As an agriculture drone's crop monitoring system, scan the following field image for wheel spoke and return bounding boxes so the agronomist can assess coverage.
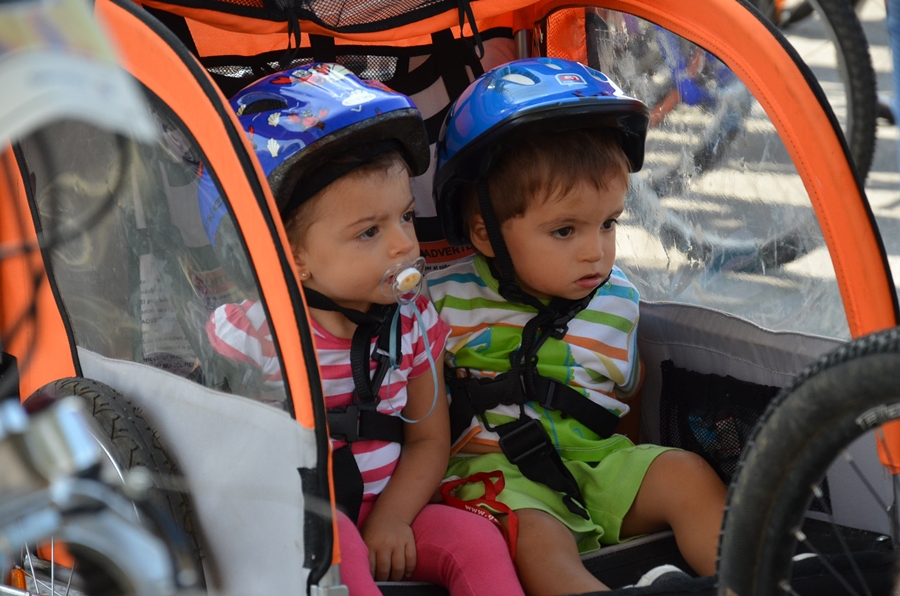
[62,561,74,596]
[842,450,890,512]
[49,539,53,596]
[888,499,897,547]
[793,529,862,596]
[23,544,39,596]
[874,428,900,546]
[811,485,873,596]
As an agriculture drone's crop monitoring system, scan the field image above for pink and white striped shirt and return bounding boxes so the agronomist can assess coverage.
[206,295,449,500]
[207,299,284,388]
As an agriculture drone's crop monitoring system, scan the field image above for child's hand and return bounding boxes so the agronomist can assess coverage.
[361,510,417,581]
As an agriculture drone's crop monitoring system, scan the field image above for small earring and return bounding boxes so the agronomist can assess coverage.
[300,272,309,280]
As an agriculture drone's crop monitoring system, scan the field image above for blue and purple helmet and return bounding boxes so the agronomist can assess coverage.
[230,63,430,217]
[434,57,649,246]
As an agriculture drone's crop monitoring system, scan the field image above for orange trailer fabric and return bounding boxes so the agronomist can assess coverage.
[137,0,521,42]
[159,18,512,58]
[147,12,515,57]
[0,149,77,399]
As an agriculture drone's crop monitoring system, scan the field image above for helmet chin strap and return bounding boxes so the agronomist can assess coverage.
[475,178,605,399]
[476,179,537,309]
[302,287,398,408]
[475,178,608,310]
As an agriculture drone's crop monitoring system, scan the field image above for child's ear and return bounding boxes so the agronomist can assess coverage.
[292,248,310,282]
[468,215,495,258]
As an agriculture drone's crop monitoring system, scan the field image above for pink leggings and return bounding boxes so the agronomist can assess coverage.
[336,501,524,596]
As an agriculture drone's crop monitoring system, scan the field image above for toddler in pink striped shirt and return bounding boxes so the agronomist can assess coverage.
[207,64,523,596]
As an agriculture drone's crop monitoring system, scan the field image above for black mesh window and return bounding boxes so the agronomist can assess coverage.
[658,360,779,484]
[205,48,410,98]
[146,0,457,33]
[293,0,448,30]
[220,0,264,7]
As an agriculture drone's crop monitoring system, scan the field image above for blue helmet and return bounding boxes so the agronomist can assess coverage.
[434,57,649,246]
[230,63,430,217]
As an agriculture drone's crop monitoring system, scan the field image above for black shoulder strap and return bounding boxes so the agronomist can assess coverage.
[332,445,364,522]
[455,0,485,61]
[143,7,200,57]
[303,287,398,407]
[309,34,336,63]
[443,276,611,519]
[431,29,473,101]
[348,319,386,407]
[496,418,589,519]
[307,288,407,523]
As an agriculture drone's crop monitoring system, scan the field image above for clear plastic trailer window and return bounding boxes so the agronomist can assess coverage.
[18,86,289,408]
[542,8,849,339]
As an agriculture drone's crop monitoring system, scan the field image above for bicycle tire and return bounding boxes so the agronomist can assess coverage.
[25,377,206,585]
[785,1,815,23]
[784,0,865,27]
[750,0,877,180]
[718,327,900,596]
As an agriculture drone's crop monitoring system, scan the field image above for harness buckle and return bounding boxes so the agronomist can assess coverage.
[327,405,361,442]
[535,377,559,411]
[449,371,523,413]
[498,418,554,466]
[545,314,571,341]
[548,325,568,340]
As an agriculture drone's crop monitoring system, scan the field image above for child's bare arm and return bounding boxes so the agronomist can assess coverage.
[360,353,450,581]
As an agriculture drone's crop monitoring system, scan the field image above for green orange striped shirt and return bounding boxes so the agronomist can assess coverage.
[427,255,642,454]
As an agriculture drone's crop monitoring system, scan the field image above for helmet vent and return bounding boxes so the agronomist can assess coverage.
[242,99,289,115]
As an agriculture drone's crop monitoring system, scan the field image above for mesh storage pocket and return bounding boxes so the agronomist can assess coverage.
[204,54,399,98]
[658,360,780,484]
[143,0,458,33]
[295,0,450,30]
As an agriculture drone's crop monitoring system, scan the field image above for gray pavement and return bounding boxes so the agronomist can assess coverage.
[616,9,900,339]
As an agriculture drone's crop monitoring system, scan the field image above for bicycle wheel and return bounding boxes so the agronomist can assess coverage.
[21,377,205,589]
[751,0,877,181]
[718,328,900,596]
[781,0,866,28]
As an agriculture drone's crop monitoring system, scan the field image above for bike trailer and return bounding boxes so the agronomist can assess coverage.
[0,0,897,593]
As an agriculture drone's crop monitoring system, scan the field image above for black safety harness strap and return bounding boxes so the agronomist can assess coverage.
[449,300,600,519]
[328,405,405,443]
[446,189,619,518]
[495,418,587,519]
[303,287,401,410]
[447,366,613,520]
[304,287,405,521]
[447,371,621,442]
[331,445,364,522]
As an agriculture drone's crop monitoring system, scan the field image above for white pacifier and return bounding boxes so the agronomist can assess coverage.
[380,256,426,304]
[379,255,438,425]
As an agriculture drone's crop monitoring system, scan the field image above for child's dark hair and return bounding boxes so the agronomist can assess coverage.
[284,149,409,250]
[461,128,631,234]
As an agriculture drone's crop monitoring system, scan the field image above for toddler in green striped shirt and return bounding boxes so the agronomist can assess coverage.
[427,58,727,595]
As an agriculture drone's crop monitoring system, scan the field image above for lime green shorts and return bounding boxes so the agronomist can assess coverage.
[445,436,673,554]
